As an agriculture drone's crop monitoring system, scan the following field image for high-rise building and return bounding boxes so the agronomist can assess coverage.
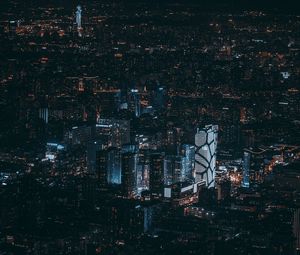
[39,107,48,124]
[293,208,300,254]
[45,142,65,162]
[96,119,130,148]
[71,126,92,145]
[121,152,138,197]
[107,147,121,184]
[153,86,166,110]
[87,140,103,174]
[96,150,109,188]
[149,153,164,195]
[94,90,121,117]
[96,147,122,186]
[195,125,218,188]
[166,128,177,154]
[163,155,185,185]
[242,151,250,188]
[136,149,150,194]
[75,5,82,29]
[128,89,141,117]
[180,144,195,181]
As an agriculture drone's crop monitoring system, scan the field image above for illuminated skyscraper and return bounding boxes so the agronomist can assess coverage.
[195,125,218,188]
[38,98,49,124]
[128,89,141,117]
[87,140,103,174]
[153,86,166,110]
[136,149,150,194]
[122,152,138,197]
[163,155,185,185]
[180,144,195,181]
[107,147,121,184]
[97,150,108,188]
[166,128,177,154]
[149,153,164,194]
[39,107,48,124]
[242,151,250,188]
[96,147,121,186]
[96,119,130,148]
[293,208,300,254]
[75,5,82,29]
[71,126,92,145]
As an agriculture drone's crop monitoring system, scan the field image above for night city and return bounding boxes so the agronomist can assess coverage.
[0,0,300,254]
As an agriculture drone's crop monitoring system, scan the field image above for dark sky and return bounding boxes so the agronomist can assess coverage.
[148,0,300,12]
[1,0,299,14]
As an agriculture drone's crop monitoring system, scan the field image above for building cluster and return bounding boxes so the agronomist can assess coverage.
[0,1,300,255]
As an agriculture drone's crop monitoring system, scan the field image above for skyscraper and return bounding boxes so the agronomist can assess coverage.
[163,155,185,185]
[136,149,150,194]
[153,86,166,111]
[39,107,48,124]
[149,153,164,195]
[96,149,108,188]
[87,140,103,174]
[96,147,122,186]
[128,89,141,117]
[166,128,177,154]
[242,151,250,188]
[293,208,300,254]
[107,147,122,184]
[195,125,218,188]
[71,126,92,145]
[180,144,195,181]
[96,119,130,148]
[121,152,138,197]
[75,5,82,29]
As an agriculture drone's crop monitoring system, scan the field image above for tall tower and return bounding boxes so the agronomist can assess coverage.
[107,147,122,184]
[76,5,82,29]
[195,125,218,188]
[96,149,108,188]
[242,151,250,188]
[163,155,185,185]
[121,152,138,197]
[293,208,300,254]
[180,144,195,181]
[128,89,141,117]
[149,153,164,195]
[87,140,103,174]
[39,107,48,124]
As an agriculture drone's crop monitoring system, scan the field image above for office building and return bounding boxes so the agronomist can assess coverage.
[39,107,48,124]
[87,140,103,174]
[195,125,218,188]
[136,149,150,194]
[96,119,130,148]
[293,208,300,254]
[75,5,82,29]
[107,147,122,184]
[180,144,195,181]
[163,155,185,185]
[153,86,166,110]
[121,152,138,197]
[96,149,109,188]
[149,152,164,195]
[128,89,141,117]
[242,151,250,188]
[71,126,92,145]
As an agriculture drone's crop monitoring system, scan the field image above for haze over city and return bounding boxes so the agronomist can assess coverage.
[0,0,300,254]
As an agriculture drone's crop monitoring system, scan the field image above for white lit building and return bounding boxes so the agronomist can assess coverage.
[195,125,218,188]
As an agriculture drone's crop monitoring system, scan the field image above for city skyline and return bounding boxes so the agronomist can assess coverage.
[0,1,299,254]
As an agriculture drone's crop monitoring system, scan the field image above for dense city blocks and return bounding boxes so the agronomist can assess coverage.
[0,1,300,255]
